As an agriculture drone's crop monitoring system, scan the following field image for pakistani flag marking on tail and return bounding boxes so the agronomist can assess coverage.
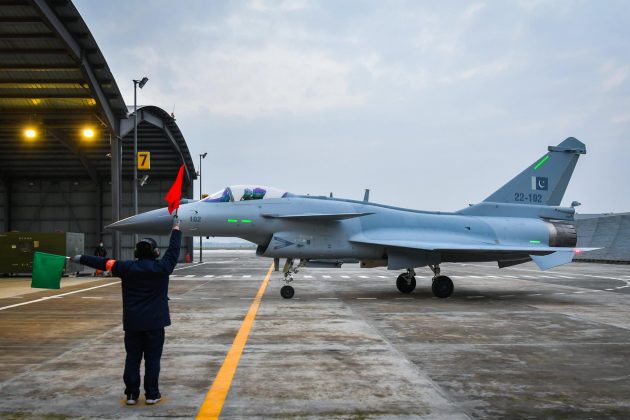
[31,252,66,289]
[531,176,548,191]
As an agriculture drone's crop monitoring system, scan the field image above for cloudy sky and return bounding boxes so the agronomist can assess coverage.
[75,0,629,213]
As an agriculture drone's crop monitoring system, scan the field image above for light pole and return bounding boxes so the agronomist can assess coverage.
[199,152,207,262]
[133,76,148,244]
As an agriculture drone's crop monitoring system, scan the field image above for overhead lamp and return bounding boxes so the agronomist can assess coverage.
[137,77,149,89]
[82,127,95,139]
[24,127,38,140]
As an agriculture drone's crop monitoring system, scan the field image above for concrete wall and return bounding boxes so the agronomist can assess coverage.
[0,178,193,262]
[575,213,630,263]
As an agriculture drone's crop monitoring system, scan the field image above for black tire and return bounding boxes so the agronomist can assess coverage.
[280,285,295,299]
[432,275,454,298]
[396,274,416,293]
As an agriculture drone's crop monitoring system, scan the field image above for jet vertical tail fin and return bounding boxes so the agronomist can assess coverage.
[483,137,586,206]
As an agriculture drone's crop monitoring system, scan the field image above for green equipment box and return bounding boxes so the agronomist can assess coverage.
[0,232,84,275]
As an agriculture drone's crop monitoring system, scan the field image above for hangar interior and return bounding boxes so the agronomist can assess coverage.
[0,0,196,261]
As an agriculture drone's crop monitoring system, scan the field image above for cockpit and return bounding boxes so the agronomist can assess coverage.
[202,185,290,203]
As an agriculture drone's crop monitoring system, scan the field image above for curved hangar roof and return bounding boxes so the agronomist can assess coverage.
[0,0,196,182]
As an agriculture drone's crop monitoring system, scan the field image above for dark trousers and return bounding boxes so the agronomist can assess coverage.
[123,328,165,399]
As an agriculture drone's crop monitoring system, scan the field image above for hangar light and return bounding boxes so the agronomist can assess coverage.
[24,127,38,140]
[82,127,95,139]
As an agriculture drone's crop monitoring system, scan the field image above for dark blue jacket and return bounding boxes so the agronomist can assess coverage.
[80,229,182,331]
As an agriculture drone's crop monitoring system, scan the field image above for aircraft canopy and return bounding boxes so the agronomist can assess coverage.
[203,185,289,203]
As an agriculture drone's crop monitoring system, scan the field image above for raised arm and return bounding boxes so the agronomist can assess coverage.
[158,218,182,274]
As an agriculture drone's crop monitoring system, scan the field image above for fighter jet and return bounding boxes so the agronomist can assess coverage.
[108,137,595,299]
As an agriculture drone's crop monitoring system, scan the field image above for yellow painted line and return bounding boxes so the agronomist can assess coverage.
[196,264,274,419]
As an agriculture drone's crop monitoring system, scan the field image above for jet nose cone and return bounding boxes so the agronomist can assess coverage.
[105,207,173,234]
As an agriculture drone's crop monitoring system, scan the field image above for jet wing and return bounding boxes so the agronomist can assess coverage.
[261,212,373,221]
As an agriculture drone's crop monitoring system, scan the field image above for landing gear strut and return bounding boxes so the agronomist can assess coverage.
[280,258,305,299]
[429,264,454,298]
[396,268,416,293]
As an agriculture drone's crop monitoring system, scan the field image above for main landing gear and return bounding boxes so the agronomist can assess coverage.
[396,269,416,293]
[429,264,454,298]
[280,258,305,299]
[395,264,454,298]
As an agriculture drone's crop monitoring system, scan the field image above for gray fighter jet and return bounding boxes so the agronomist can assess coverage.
[108,137,595,299]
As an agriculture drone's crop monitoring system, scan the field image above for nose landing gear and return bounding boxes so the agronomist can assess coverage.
[280,258,305,299]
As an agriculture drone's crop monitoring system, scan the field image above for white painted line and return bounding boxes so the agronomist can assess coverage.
[605,288,614,291]
[303,275,313,278]
[170,297,182,300]
[527,293,542,296]
[322,275,331,278]
[378,275,388,278]
[553,292,566,295]
[201,297,221,300]
[242,275,251,278]
[467,275,481,278]
[318,297,338,300]
[0,281,120,312]
[184,275,196,278]
[222,275,233,278]
[204,275,215,278]
[341,276,350,278]
[573,291,585,294]
[553,275,574,279]
[358,275,369,279]
[522,275,535,279]
[173,261,208,271]
[357,297,376,300]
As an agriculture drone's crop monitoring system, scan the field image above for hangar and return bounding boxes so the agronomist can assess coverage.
[0,0,196,260]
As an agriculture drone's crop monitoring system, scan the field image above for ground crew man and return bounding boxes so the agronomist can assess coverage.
[73,217,181,405]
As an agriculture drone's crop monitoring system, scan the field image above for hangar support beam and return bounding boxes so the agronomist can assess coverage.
[110,133,122,259]
[32,0,119,134]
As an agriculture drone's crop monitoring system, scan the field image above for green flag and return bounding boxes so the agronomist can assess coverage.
[31,252,66,289]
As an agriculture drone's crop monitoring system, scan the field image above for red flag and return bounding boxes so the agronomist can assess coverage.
[165,164,185,214]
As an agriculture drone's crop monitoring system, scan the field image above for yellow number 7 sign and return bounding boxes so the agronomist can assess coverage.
[138,151,150,170]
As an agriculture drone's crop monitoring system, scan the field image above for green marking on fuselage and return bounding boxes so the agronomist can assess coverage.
[534,155,549,170]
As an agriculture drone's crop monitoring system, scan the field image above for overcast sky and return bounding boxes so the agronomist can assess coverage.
[75,0,629,214]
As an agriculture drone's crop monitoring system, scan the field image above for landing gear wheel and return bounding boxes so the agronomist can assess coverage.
[396,274,416,293]
[280,285,295,299]
[432,275,454,298]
